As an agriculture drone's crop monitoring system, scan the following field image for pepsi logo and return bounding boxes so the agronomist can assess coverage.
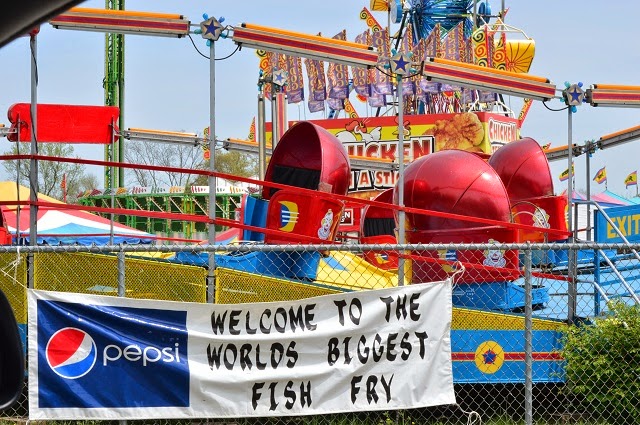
[46,327,97,379]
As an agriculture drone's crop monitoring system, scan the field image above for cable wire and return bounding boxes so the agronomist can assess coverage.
[187,34,241,61]
[542,100,569,112]
[187,34,210,59]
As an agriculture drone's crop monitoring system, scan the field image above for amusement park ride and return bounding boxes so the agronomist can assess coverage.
[2,0,640,390]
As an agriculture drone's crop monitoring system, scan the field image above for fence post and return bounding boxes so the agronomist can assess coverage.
[524,246,533,425]
[117,248,125,298]
[117,247,127,425]
[567,245,578,323]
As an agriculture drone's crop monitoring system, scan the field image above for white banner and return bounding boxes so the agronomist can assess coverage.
[29,282,454,420]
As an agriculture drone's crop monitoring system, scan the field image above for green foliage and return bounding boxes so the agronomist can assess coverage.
[2,143,90,201]
[192,150,258,186]
[560,301,640,422]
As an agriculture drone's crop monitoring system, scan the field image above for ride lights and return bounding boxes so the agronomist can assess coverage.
[50,8,191,38]
[232,23,379,68]
[0,124,13,138]
[422,57,556,101]
[124,128,205,146]
[598,125,640,150]
[224,137,272,156]
[585,84,640,107]
[544,144,584,162]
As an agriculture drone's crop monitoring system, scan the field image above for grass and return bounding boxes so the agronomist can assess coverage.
[0,416,624,425]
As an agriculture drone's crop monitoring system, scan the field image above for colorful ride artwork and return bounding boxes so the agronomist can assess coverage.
[265,111,520,200]
[212,120,569,385]
[0,1,572,388]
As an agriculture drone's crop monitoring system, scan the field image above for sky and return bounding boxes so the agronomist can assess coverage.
[0,0,639,196]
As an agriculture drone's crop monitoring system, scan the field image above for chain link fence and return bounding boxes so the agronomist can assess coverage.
[1,241,639,424]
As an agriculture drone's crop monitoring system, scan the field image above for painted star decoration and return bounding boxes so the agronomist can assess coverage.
[390,53,412,75]
[482,349,497,365]
[200,17,222,41]
[565,84,584,106]
[272,69,289,87]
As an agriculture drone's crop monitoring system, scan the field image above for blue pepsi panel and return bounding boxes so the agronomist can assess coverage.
[594,204,640,243]
[37,301,189,408]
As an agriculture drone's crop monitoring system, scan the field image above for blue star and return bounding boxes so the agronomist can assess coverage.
[393,55,409,72]
[482,349,497,365]
[204,20,220,36]
[569,87,582,103]
[274,73,285,85]
[200,17,223,40]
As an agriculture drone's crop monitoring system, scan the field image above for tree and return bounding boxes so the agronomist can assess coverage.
[69,173,100,203]
[561,301,640,422]
[124,138,258,188]
[194,150,259,186]
[124,139,205,188]
[2,143,91,202]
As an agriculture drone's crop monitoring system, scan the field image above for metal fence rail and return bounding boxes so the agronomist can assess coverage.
[1,241,639,424]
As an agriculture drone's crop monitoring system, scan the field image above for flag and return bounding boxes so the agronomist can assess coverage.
[247,117,256,142]
[343,98,359,118]
[625,171,638,187]
[593,167,607,184]
[326,97,345,111]
[472,25,492,67]
[352,30,371,98]
[400,23,416,96]
[61,173,67,203]
[304,55,326,113]
[493,30,507,71]
[282,55,304,104]
[370,28,393,95]
[559,163,574,181]
[327,30,350,100]
[442,21,466,62]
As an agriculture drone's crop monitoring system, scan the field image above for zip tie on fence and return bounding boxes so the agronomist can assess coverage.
[450,261,466,285]
[13,245,20,287]
[0,245,26,289]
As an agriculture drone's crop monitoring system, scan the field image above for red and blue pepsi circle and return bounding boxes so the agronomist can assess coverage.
[45,327,97,379]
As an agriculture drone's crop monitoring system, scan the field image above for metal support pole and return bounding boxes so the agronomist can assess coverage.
[271,94,279,149]
[110,119,116,245]
[585,146,591,241]
[117,40,125,187]
[567,109,577,323]
[524,248,533,425]
[396,76,405,286]
[567,109,573,236]
[257,93,266,179]
[473,0,478,28]
[207,41,217,303]
[28,32,38,289]
[117,249,125,297]
[15,122,22,244]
